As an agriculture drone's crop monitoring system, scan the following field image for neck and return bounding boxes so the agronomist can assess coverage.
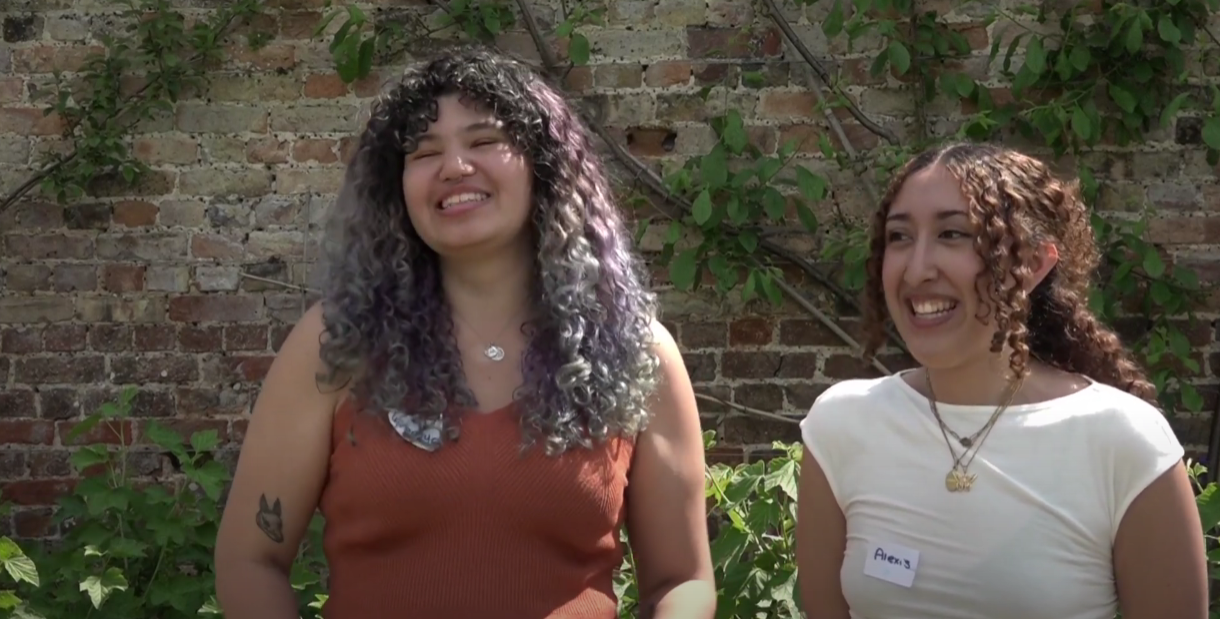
[439,241,535,326]
[922,352,1025,406]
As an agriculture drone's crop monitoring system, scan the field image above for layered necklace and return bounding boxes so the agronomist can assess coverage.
[923,371,1025,493]
[452,309,526,362]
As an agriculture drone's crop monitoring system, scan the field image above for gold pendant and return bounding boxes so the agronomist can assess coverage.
[945,467,976,492]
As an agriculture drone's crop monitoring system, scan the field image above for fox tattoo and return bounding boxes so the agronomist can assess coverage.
[256,494,284,543]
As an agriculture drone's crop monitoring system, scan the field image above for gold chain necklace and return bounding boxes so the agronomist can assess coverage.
[924,371,1024,493]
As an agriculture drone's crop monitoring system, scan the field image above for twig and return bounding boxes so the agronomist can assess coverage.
[759,0,898,150]
[771,276,891,375]
[695,393,800,425]
[239,272,314,293]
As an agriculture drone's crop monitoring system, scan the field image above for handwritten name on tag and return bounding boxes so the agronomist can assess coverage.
[863,541,919,588]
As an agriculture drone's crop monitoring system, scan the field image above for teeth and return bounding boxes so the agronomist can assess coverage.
[440,192,489,209]
[911,300,956,316]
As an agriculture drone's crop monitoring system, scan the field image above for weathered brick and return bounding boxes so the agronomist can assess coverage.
[87,170,177,198]
[0,390,36,418]
[0,137,32,164]
[729,317,774,346]
[0,108,65,136]
[13,508,56,538]
[682,352,718,383]
[51,265,97,292]
[721,351,781,378]
[253,195,302,226]
[269,104,361,132]
[63,203,112,229]
[145,266,191,292]
[0,297,75,323]
[15,356,105,384]
[224,324,268,351]
[76,297,166,323]
[195,265,241,292]
[247,138,291,164]
[87,324,131,352]
[175,104,268,133]
[57,419,134,446]
[3,265,53,292]
[206,74,301,102]
[113,200,159,227]
[292,139,339,163]
[4,233,94,259]
[0,452,27,478]
[27,451,71,477]
[102,265,145,292]
[688,26,781,59]
[303,74,348,98]
[190,233,246,260]
[0,479,75,505]
[111,355,198,384]
[679,321,727,349]
[44,15,89,41]
[133,324,176,351]
[226,43,296,70]
[733,383,786,415]
[96,233,188,261]
[42,324,85,352]
[280,11,324,39]
[1,328,41,354]
[180,168,274,197]
[3,15,42,42]
[0,78,24,103]
[274,168,345,194]
[201,354,276,383]
[134,137,199,165]
[168,295,262,323]
[12,44,103,73]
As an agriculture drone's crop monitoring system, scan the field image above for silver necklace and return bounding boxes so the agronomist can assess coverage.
[452,309,524,362]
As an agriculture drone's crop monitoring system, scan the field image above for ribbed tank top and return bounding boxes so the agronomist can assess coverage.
[317,397,635,619]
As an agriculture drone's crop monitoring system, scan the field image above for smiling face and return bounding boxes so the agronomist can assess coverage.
[402,93,534,259]
[881,163,997,369]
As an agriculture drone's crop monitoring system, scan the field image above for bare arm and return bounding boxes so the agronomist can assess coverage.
[1113,461,1208,619]
[625,321,716,619]
[795,446,850,619]
[214,302,342,619]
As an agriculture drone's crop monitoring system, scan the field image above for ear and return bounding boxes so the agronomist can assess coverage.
[1026,241,1059,291]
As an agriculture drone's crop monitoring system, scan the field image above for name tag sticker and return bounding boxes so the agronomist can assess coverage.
[863,540,919,588]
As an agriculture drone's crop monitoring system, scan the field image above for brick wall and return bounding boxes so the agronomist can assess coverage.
[2,0,1219,537]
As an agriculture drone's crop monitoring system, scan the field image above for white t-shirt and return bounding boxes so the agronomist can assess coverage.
[799,371,1185,619]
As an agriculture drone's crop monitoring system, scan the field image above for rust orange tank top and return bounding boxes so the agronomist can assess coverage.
[317,397,635,619]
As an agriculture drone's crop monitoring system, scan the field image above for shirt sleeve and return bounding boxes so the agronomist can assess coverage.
[1107,396,1186,540]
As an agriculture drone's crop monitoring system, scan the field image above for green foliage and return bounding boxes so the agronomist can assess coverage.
[9,0,266,209]
[4,391,326,619]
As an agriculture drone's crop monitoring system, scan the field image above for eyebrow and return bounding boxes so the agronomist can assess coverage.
[416,121,503,143]
[886,209,969,222]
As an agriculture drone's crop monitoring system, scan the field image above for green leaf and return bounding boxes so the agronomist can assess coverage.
[692,189,713,225]
[1158,14,1181,43]
[69,445,111,472]
[142,420,184,451]
[763,188,786,220]
[823,0,845,37]
[568,33,590,66]
[888,41,910,75]
[357,38,374,79]
[738,230,758,253]
[1160,92,1191,128]
[1071,106,1091,141]
[1024,36,1045,74]
[1203,117,1220,150]
[1069,45,1090,72]
[1182,384,1204,412]
[701,147,728,188]
[795,167,827,202]
[80,567,129,609]
[1143,249,1165,278]
[0,539,37,587]
[1108,84,1136,114]
[1197,482,1220,531]
[63,414,102,445]
[1125,20,1143,54]
[796,202,819,233]
[669,249,699,291]
[766,459,799,500]
[722,110,747,153]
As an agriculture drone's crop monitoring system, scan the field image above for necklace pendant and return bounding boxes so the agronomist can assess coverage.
[959,437,973,447]
[945,467,976,493]
[484,344,505,362]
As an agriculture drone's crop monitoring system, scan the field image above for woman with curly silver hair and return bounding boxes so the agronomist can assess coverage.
[215,46,715,619]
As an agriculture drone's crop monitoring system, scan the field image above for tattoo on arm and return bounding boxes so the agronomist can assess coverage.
[256,494,285,543]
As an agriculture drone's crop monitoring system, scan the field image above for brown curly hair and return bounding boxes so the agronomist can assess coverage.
[860,142,1157,404]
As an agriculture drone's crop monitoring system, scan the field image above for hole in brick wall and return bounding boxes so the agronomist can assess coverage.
[2,15,39,43]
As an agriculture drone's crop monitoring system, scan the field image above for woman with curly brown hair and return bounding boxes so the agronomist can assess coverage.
[794,142,1207,619]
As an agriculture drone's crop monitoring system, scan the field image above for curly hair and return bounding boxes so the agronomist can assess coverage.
[860,142,1157,404]
[315,45,661,455]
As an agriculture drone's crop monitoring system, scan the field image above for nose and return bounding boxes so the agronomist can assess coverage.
[438,148,474,181]
[902,237,937,287]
